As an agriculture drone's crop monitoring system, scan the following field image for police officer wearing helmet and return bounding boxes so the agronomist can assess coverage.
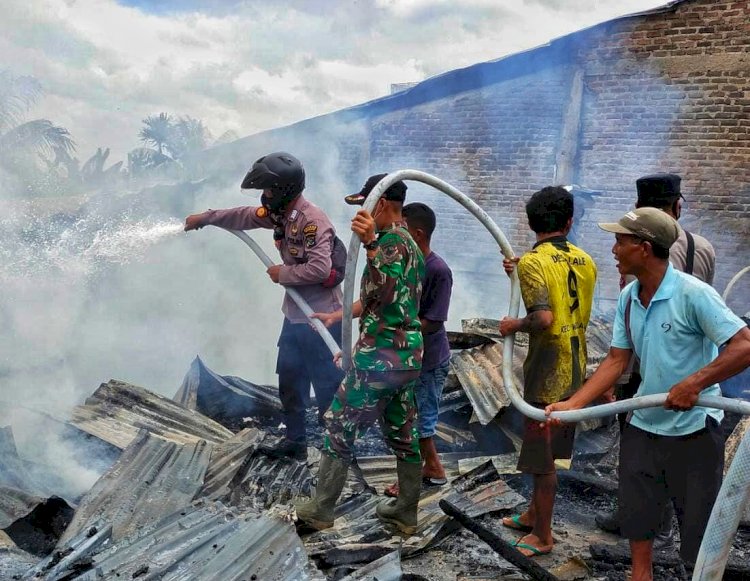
[185,152,345,460]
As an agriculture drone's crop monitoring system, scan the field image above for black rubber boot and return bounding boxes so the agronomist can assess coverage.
[258,438,307,461]
[595,507,621,535]
[294,454,349,531]
[376,460,421,535]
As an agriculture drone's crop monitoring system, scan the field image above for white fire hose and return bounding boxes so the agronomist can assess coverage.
[219,228,341,357]
[722,265,750,303]
[337,170,750,581]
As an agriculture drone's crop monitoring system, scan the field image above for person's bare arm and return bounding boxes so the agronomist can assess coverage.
[499,310,553,336]
[545,347,632,419]
[312,300,362,327]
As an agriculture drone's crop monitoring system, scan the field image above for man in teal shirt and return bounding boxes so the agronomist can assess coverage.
[546,208,750,580]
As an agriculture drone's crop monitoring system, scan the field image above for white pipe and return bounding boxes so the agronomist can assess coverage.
[722,265,750,303]
[339,170,750,581]
[220,228,341,357]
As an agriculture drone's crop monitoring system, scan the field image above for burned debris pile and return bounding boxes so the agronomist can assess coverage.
[2,320,748,580]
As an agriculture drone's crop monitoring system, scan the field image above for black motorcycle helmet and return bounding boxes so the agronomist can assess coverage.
[241,152,305,213]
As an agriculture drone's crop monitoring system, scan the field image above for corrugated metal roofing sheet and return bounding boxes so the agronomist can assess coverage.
[452,317,614,426]
[174,356,282,428]
[69,379,234,449]
[201,427,265,500]
[0,534,37,580]
[301,459,524,561]
[339,550,401,581]
[58,430,212,546]
[451,342,526,426]
[53,502,325,581]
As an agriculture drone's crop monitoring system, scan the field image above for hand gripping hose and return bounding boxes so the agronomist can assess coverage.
[218,228,341,356]
[339,170,750,581]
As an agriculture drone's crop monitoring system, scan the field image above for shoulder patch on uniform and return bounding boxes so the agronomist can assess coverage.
[382,242,401,263]
[289,209,299,221]
[303,224,318,236]
[255,207,267,218]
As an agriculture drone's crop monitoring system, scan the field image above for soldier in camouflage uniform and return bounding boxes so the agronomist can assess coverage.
[295,174,426,536]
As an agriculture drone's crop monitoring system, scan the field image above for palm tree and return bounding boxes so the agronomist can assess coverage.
[170,116,211,159]
[139,113,173,157]
[0,70,76,182]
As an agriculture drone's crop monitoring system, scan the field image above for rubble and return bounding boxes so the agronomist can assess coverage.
[1,316,747,580]
[174,355,283,431]
[69,379,234,449]
[57,430,213,545]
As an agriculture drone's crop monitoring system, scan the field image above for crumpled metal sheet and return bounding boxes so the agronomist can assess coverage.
[0,487,47,530]
[58,430,212,546]
[23,522,113,581]
[0,427,76,539]
[0,532,37,581]
[338,550,402,580]
[453,317,614,426]
[301,460,524,561]
[451,342,525,426]
[68,379,234,449]
[200,427,265,500]
[56,502,325,581]
[174,356,283,428]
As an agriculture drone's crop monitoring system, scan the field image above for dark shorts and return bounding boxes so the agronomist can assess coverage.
[619,418,724,564]
[517,404,576,475]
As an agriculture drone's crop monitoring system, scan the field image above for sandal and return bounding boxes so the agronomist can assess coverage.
[514,542,552,557]
[422,475,448,487]
[502,514,533,533]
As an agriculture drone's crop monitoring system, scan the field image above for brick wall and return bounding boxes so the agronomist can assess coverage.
[201,0,750,318]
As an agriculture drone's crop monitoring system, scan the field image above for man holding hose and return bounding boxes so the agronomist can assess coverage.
[546,207,750,580]
[184,151,344,461]
[296,174,425,536]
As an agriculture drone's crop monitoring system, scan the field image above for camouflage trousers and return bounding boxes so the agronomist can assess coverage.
[323,368,421,464]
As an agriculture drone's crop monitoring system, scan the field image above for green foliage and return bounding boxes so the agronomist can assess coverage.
[0,69,78,197]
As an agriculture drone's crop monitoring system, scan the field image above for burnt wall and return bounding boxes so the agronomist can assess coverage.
[200,0,749,316]
[574,0,750,309]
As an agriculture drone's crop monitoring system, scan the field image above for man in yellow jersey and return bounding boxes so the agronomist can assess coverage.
[498,186,597,557]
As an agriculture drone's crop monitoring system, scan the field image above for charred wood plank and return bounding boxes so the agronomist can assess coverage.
[439,499,559,581]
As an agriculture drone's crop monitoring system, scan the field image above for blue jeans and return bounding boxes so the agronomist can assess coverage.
[415,360,450,438]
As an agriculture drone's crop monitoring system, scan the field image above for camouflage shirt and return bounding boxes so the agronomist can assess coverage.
[353,223,425,372]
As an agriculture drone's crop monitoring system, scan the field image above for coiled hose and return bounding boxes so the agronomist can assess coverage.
[338,170,750,581]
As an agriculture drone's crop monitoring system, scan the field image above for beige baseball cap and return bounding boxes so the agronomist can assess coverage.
[598,207,680,249]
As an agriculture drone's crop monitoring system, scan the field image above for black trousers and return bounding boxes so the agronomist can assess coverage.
[619,418,724,565]
[276,319,344,442]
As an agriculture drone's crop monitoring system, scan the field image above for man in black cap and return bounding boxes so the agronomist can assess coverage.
[635,173,715,284]
[297,173,426,536]
[596,173,717,545]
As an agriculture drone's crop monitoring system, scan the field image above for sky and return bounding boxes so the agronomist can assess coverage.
[0,0,672,165]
